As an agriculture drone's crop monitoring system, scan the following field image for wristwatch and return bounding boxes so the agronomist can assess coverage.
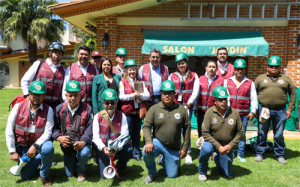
[33,143,39,149]
[24,94,29,98]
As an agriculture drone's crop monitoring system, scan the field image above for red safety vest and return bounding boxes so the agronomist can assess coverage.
[69,63,97,106]
[14,101,49,146]
[216,63,234,79]
[197,75,224,112]
[59,102,88,135]
[36,61,65,102]
[97,110,122,145]
[170,72,195,106]
[227,78,252,115]
[141,63,168,98]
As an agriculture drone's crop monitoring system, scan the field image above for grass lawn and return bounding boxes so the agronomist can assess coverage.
[0,88,300,186]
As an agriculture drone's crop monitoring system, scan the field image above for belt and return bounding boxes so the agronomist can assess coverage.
[152,95,161,99]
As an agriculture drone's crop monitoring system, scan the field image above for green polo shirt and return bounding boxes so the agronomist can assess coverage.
[202,106,243,149]
[254,73,296,112]
[143,102,191,152]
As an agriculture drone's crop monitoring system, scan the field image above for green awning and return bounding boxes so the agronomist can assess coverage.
[142,30,269,57]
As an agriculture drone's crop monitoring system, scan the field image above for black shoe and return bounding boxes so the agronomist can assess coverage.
[52,161,57,166]
[134,157,142,161]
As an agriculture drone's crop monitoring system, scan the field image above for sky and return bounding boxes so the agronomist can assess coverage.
[55,0,72,30]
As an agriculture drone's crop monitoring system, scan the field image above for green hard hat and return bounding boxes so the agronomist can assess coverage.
[212,86,229,99]
[268,55,281,66]
[161,80,175,91]
[65,80,81,92]
[124,59,137,67]
[29,81,46,94]
[234,59,247,68]
[175,52,189,62]
[116,48,127,56]
[102,88,117,100]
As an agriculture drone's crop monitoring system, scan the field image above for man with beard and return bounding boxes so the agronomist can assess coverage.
[90,51,102,72]
[21,41,65,110]
[62,45,97,106]
[138,48,169,107]
[216,47,234,79]
[112,48,127,80]
[198,86,243,181]
[194,60,225,137]
[142,80,191,183]
[226,59,257,162]
[254,56,296,164]
[52,80,93,182]
[92,89,132,181]
[6,81,54,186]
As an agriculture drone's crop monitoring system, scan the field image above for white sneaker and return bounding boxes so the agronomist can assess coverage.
[185,155,192,165]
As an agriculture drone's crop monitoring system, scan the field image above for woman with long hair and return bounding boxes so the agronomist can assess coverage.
[168,52,199,165]
[119,59,150,161]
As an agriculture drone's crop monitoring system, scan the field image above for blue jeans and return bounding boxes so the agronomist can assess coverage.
[63,144,91,177]
[256,106,287,158]
[198,141,233,177]
[95,143,132,179]
[142,138,180,178]
[126,115,142,158]
[237,115,248,155]
[19,140,54,180]
[180,107,193,154]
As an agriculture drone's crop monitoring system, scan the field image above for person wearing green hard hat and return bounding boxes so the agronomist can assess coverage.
[198,86,243,182]
[52,80,94,182]
[6,80,55,185]
[142,80,191,183]
[226,59,258,162]
[119,59,150,161]
[113,48,128,80]
[254,55,296,165]
[21,41,65,110]
[93,88,132,181]
[168,52,199,165]
[138,48,169,107]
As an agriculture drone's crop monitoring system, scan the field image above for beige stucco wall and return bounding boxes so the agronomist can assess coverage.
[1,58,19,88]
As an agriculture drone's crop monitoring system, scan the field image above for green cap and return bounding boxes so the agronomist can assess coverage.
[102,88,117,100]
[175,52,189,62]
[212,86,229,99]
[161,80,175,91]
[234,59,247,68]
[116,48,127,56]
[65,80,81,92]
[268,55,281,66]
[29,81,46,94]
[124,59,137,67]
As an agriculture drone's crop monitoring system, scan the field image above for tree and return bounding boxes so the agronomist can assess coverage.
[0,0,65,64]
[71,26,94,62]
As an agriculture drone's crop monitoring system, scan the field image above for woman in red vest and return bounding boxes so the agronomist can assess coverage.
[119,59,150,161]
[92,58,120,114]
[168,53,199,165]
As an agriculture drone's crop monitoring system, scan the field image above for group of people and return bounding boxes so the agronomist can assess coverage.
[5,41,296,185]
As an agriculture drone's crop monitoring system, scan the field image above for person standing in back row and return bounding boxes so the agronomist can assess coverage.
[112,48,127,80]
[216,47,234,79]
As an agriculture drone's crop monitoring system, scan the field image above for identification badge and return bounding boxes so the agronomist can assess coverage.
[178,94,182,102]
[29,125,36,133]
[134,101,139,108]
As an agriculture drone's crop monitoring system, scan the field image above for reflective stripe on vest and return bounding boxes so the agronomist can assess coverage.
[36,77,64,84]
[66,126,86,131]
[229,95,250,100]
[15,124,45,133]
[99,132,117,139]
[45,96,59,100]
[79,81,93,85]
[236,109,250,113]
[174,89,193,93]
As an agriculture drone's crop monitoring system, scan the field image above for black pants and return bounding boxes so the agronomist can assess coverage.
[43,100,61,111]
[197,110,206,137]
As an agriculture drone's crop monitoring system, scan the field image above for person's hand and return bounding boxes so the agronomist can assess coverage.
[247,113,255,121]
[134,91,141,99]
[218,146,227,155]
[27,145,37,158]
[286,111,291,119]
[73,141,86,151]
[184,105,188,110]
[10,152,20,162]
[103,147,113,156]
[194,109,198,118]
[187,102,192,108]
[144,144,154,154]
[57,136,71,148]
[179,150,187,159]
[223,144,232,154]
[110,149,117,156]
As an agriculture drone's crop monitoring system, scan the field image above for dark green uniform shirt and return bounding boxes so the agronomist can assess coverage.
[254,73,296,112]
[202,106,243,149]
[143,102,191,152]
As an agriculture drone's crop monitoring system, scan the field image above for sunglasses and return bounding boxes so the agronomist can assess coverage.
[104,101,116,105]
[269,65,279,69]
[91,57,101,60]
[217,98,227,102]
